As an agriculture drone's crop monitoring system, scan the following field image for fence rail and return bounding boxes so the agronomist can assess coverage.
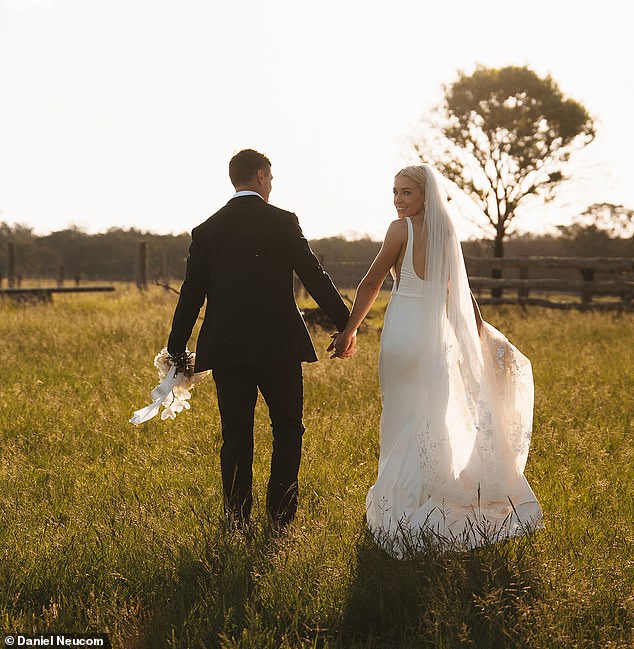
[468,277,632,295]
[320,256,633,310]
[0,286,115,303]
[464,256,633,271]
[464,256,633,308]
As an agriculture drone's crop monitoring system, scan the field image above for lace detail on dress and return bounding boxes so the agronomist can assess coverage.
[417,419,435,498]
[480,323,534,472]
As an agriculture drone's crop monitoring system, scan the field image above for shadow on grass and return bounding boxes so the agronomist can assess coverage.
[336,523,542,649]
[138,508,285,649]
[135,514,543,648]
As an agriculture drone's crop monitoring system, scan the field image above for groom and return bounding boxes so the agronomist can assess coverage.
[167,149,354,528]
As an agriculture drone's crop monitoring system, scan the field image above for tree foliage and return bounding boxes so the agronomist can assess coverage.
[415,65,595,257]
[554,203,634,258]
[569,202,634,238]
[0,224,191,282]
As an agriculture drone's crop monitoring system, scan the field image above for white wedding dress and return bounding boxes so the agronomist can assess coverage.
[366,216,543,556]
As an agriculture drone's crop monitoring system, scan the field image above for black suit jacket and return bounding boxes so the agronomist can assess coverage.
[167,195,350,371]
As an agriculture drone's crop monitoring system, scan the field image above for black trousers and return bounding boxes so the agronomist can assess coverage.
[212,361,304,526]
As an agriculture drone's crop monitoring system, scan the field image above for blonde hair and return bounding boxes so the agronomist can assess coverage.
[395,165,427,194]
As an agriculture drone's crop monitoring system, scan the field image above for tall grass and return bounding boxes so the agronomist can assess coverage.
[0,287,632,648]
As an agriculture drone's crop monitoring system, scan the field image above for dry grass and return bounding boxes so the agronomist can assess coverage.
[0,286,632,648]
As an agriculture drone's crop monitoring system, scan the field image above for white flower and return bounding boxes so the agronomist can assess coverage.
[153,348,173,380]
[130,347,209,425]
[173,387,192,400]
[161,405,177,420]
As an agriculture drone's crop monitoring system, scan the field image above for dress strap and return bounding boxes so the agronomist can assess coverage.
[404,217,414,270]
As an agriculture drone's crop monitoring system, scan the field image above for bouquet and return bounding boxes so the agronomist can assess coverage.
[130,348,209,425]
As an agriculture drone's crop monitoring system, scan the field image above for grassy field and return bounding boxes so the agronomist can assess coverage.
[0,286,632,648]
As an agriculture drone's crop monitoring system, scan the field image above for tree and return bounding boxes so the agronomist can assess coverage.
[414,65,595,264]
[576,202,633,239]
[556,203,633,257]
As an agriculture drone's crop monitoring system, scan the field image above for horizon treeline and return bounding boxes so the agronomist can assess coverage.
[0,222,631,283]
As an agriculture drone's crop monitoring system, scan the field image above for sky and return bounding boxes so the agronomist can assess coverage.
[1,0,632,242]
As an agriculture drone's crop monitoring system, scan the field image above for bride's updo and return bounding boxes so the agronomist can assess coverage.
[395,165,427,195]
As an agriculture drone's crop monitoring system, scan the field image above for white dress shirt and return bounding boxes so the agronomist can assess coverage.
[231,190,263,199]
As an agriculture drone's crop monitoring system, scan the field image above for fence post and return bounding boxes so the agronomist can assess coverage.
[137,240,147,291]
[491,264,503,299]
[57,265,65,288]
[580,268,595,304]
[8,242,15,288]
[491,236,504,298]
[162,251,170,292]
[518,265,529,300]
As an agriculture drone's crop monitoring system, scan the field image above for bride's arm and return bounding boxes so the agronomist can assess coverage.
[331,220,405,357]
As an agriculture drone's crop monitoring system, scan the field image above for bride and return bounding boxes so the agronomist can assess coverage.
[331,164,543,556]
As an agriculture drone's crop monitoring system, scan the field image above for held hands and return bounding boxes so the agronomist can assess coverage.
[327,330,357,359]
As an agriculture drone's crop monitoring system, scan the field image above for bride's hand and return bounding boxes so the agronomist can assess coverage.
[328,331,357,359]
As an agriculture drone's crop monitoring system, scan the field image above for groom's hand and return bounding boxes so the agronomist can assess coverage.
[169,351,190,374]
[328,331,357,359]
[326,332,340,357]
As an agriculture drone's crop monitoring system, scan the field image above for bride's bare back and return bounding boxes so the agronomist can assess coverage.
[393,216,428,287]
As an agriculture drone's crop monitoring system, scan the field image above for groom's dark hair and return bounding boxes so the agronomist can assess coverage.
[229,149,271,187]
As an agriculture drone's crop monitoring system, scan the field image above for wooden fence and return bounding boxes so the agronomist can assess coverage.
[0,241,159,292]
[320,256,634,310]
[3,238,633,310]
[0,286,115,303]
[465,256,633,309]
